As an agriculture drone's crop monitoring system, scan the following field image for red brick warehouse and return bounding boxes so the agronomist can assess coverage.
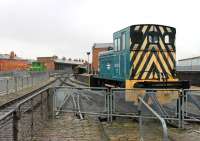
[0,51,29,72]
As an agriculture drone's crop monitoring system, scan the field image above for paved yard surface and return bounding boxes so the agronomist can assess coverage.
[102,118,140,141]
[32,113,105,141]
[102,117,200,141]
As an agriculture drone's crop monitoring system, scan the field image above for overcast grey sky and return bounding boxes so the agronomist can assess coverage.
[0,0,199,60]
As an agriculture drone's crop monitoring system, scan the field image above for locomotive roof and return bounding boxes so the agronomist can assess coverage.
[114,24,176,34]
[130,24,176,29]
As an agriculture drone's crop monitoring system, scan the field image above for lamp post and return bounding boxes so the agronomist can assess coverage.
[86,52,90,74]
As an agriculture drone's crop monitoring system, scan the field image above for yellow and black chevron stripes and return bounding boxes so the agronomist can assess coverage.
[129,25,176,80]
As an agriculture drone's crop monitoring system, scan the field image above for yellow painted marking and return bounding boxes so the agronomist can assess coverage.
[133,37,148,68]
[154,26,158,32]
[134,52,150,79]
[159,38,175,72]
[158,52,173,79]
[142,25,148,33]
[164,52,174,69]
[130,51,134,60]
[166,27,172,32]
[149,25,154,31]
[141,54,163,79]
[159,37,167,51]
[149,72,153,79]
[154,72,158,79]
[129,51,134,77]
[134,26,140,30]
[159,26,165,34]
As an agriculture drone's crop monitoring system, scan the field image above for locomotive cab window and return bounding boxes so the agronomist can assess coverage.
[164,35,169,43]
[121,33,126,50]
[117,38,121,51]
[131,31,143,44]
[164,33,175,44]
[148,32,159,44]
[114,38,121,51]
[114,39,118,51]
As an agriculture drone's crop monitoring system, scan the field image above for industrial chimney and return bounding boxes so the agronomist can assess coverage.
[10,51,15,59]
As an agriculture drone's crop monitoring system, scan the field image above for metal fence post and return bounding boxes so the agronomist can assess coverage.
[138,98,144,141]
[15,77,17,92]
[106,93,110,122]
[6,79,9,94]
[13,111,18,141]
[178,90,184,128]
[53,89,56,120]
[26,77,28,88]
[31,76,34,87]
[31,98,33,140]
[41,93,43,120]
[21,77,23,89]
[110,90,113,122]
[182,89,187,129]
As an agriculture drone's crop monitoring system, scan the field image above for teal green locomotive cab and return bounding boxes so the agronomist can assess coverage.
[99,26,130,82]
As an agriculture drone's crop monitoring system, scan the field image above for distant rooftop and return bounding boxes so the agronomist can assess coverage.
[179,56,200,61]
[0,52,24,60]
[92,43,113,49]
[37,56,86,65]
[54,59,84,65]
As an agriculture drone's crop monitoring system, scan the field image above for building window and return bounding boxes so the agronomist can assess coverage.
[121,33,126,50]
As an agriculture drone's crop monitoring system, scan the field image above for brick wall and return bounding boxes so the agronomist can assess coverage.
[92,48,108,73]
[37,57,55,71]
[0,59,29,71]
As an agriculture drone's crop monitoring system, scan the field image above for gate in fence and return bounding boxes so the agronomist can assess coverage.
[52,86,109,119]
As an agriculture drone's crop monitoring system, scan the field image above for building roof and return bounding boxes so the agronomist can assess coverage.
[54,59,84,65]
[92,43,113,49]
[179,56,200,61]
[0,54,23,60]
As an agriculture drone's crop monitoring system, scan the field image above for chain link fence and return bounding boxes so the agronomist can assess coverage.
[0,87,53,141]
[182,89,200,126]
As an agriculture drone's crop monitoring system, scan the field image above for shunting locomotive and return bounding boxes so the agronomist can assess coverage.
[97,24,189,89]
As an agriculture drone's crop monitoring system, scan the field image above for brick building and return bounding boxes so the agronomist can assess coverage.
[0,51,29,72]
[37,56,85,72]
[37,56,57,71]
[92,43,113,73]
